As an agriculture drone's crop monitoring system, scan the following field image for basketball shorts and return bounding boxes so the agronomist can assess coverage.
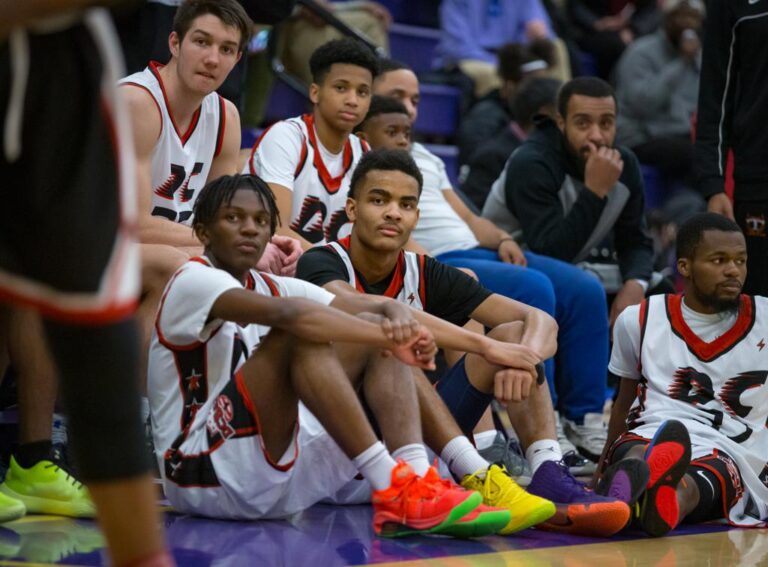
[162,371,360,520]
[0,10,139,323]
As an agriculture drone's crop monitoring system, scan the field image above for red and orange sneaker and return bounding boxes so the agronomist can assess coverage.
[638,420,691,537]
[372,462,481,538]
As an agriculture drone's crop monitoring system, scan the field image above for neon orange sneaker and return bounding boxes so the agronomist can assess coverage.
[372,462,481,537]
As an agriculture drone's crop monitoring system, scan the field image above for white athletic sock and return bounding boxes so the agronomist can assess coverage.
[441,436,489,479]
[473,430,497,452]
[525,439,563,475]
[51,413,67,446]
[353,441,398,491]
[391,443,431,476]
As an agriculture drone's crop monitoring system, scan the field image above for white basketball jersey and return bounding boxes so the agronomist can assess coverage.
[325,236,426,310]
[631,294,768,527]
[247,114,369,245]
[120,62,225,225]
[148,257,284,462]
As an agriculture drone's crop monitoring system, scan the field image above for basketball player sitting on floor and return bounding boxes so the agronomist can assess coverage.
[296,148,632,537]
[597,213,768,536]
[148,173,560,537]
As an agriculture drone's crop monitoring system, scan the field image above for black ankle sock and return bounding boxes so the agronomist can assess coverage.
[14,440,52,468]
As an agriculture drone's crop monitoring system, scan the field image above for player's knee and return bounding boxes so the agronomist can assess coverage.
[487,321,525,344]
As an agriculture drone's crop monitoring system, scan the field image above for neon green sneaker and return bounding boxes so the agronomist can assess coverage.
[0,490,25,523]
[0,457,95,518]
[461,463,556,534]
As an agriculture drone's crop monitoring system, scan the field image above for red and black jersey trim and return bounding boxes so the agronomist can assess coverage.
[120,81,164,138]
[149,61,201,146]
[258,273,281,297]
[665,294,755,363]
[301,114,354,194]
[214,95,226,157]
[637,299,649,373]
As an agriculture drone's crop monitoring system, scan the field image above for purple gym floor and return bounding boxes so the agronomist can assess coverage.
[0,504,736,566]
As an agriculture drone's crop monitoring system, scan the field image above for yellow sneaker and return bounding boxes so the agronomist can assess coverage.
[461,463,555,534]
[0,457,95,518]
[0,490,25,523]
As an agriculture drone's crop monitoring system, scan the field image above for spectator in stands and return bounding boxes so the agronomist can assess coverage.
[372,61,612,469]
[567,0,661,79]
[457,40,555,166]
[614,0,704,183]
[435,0,564,97]
[483,77,666,329]
[461,77,561,211]
[695,0,768,297]
[280,0,390,86]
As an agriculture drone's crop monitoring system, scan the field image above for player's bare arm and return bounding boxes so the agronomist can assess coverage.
[209,289,435,369]
[206,98,241,181]
[323,280,541,375]
[121,84,203,248]
[470,294,558,361]
[595,376,635,482]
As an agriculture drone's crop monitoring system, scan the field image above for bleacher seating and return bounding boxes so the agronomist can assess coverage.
[389,23,441,74]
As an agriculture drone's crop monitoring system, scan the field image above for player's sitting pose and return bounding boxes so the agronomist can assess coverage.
[297,148,631,537]
[148,173,517,537]
[598,213,768,535]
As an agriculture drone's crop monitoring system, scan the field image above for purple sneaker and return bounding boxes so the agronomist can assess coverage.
[596,458,650,509]
[527,460,630,537]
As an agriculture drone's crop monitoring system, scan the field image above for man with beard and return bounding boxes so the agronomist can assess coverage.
[595,213,768,535]
[483,76,657,327]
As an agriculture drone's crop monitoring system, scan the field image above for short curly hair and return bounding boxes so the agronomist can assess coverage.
[309,37,379,84]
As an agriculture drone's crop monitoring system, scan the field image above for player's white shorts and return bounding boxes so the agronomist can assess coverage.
[162,375,361,520]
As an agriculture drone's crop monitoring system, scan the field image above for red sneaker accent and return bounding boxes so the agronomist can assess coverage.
[646,442,685,486]
[655,485,679,529]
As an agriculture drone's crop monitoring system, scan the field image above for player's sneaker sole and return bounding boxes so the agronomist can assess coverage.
[0,492,25,524]
[596,458,650,507]
[536,500,630,537]
[377,490,482,538]
[431,505,511,538]
[638,420,691,537]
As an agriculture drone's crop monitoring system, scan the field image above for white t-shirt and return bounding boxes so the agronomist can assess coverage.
[410,143,479,256]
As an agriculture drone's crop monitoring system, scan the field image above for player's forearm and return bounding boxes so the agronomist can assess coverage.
[139,216,201,248]
[284,302,395,349]
[411,309,488,355]
[597,375,635,475]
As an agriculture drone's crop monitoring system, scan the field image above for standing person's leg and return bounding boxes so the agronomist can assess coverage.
[0,12,171,564]
[524,252,610,462]
[734,197,768,296]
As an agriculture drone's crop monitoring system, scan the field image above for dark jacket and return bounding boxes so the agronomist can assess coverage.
[457,92,511,166]
[503,118,653,282]
[694,0,768,201]
[461,122,526,211]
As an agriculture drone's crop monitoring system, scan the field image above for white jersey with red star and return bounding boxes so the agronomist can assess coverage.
[147,257,357,520]
[325,236,426,310]
[120,62,226,225]
[610,293,768,527]
[245,114,369,245]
